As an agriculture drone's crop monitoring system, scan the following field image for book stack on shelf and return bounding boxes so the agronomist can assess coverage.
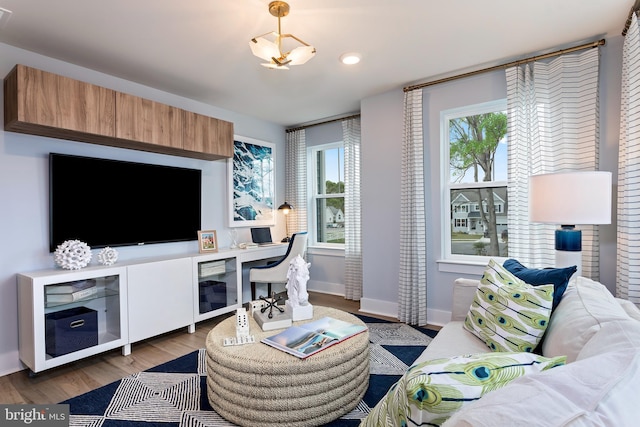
[46,279,97,304]
[261,317,367,359]
[199,260,225,277]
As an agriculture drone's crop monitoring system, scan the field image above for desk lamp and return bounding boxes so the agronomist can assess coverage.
[278,202,294,242]
[529,171,612,277]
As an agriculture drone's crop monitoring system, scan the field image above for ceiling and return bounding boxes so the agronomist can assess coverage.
[0,0,633,127]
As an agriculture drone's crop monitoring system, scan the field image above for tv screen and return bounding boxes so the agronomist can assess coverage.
[49,153,201,252]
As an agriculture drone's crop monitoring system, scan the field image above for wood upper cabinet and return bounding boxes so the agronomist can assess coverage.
[183,111,234,159]
[4,64,234,160]
[4,64,115,138]
[115,92,183,150]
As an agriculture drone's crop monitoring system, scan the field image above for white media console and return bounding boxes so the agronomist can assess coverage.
[17,245,287,374]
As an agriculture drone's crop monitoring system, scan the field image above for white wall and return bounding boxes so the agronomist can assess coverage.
[304,121,347,295]
[360,89,405,318]
[0,43,285,376]
[359,35,623,324]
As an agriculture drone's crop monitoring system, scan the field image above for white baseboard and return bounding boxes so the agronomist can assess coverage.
[360,297,452,327]
[307,280,344,296]
[359,297,398,320]
[427,308,451,327]
[310,289,453,327]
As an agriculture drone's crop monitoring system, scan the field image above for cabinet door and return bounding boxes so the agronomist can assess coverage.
[115,92,183,149]
[127,257,193,344]
[183,111,234,159]
[5,64,115,136]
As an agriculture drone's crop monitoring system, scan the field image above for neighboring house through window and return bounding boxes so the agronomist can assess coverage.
[442,99,508,259]
[309,142,345,245]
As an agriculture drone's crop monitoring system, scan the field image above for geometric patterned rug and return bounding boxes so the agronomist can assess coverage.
[62,315,438,427]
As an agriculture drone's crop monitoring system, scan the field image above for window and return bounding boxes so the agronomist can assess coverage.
[309,142,345,245]
[442,100,508,259]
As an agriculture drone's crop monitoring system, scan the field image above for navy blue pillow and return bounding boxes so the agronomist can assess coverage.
[502,259,576,311]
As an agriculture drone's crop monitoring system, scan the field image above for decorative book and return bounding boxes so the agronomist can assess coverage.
[46,279,96,294]
[254,309,292,331]
[46,286,98,303]
[261,316,367,359]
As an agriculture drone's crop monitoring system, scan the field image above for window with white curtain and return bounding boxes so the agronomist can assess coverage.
[442,99,508,260]
[308,142,345,246]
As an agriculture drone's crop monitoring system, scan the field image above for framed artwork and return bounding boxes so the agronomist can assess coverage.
[198,230,218,253]
[228,136,276,227]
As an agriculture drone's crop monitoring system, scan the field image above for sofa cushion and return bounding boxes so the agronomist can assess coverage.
[616,298,640,321]
[451,278,482,321]
[361,352,566,427]
[414,321,491,365]
[463,259,554,352]
[542,276,632,362]
[442,350,640,427]
[577,319,640,361]
[503,258,576,310]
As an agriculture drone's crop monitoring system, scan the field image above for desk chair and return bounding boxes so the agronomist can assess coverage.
[250,232,308,300]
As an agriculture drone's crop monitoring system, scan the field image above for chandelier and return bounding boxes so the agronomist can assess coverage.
[249,1,316,69]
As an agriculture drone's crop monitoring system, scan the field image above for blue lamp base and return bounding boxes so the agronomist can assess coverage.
[555,226,581,277]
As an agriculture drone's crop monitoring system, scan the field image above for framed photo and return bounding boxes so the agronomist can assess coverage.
[228,135,276,227]
[198,230,218,253]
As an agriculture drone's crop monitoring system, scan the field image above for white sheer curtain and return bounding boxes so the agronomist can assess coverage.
[617,12,640,304]
[285,129,307,235]
[506,48,601,280]
[342,117,362,300]
[398,90,427,325]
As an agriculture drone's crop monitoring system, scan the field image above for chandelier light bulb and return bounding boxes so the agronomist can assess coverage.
[250,1,315,69]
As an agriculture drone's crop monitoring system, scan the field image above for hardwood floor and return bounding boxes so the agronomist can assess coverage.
[0,292,396,404]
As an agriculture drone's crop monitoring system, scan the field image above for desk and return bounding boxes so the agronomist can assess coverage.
[192,244,288,324]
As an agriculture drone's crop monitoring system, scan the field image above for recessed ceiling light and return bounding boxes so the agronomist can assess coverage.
[0,8,13,29]
[340,52,361,65]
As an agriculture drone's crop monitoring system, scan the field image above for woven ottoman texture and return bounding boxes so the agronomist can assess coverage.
[206,306,370,426]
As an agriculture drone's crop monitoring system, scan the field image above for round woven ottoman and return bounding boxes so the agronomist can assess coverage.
[205,306,370,427]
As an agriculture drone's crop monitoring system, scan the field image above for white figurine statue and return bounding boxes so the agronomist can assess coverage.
[285,255,312,317]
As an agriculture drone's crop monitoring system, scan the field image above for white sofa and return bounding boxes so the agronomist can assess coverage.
[411,275,640,426]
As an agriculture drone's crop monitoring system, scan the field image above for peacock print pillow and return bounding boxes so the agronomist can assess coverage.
[463,259,554,352]
[360,352,566,427]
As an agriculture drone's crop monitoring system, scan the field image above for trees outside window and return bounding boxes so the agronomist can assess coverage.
[310,143,345,245]
[443,100,508,259]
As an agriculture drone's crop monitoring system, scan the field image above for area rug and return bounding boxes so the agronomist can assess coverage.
[62,315,437,427]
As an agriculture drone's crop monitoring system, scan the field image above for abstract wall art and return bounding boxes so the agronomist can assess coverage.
[228,136,276,227]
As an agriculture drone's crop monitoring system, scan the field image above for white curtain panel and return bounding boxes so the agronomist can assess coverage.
[342,117,363,300]
[617,12,640,304]
[506,48,601,279]
[285,129,307,235]
[399,90,427,325]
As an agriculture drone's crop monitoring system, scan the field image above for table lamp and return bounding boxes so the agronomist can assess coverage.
[278,202,294,242]
[529,171,612,277]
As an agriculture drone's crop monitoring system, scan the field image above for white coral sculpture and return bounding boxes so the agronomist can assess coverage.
[97,246,118,266]
[54,239,92,270]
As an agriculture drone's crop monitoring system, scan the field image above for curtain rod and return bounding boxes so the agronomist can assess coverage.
[286,113,360,133]
[622,0,640,36]
[403,38,605,93]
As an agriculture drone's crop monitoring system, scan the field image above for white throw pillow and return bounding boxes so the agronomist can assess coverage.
[442,350,640,427]
[542,276,632,362]
[464,259,553,353]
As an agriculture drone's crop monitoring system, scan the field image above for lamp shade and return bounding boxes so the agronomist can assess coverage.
[529,171,612,225]
[278,202,293,214]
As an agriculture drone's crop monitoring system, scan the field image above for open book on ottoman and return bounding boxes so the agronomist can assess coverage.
[261,316,367,358]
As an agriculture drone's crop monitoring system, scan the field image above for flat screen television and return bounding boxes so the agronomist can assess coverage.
[49,153,202,252]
